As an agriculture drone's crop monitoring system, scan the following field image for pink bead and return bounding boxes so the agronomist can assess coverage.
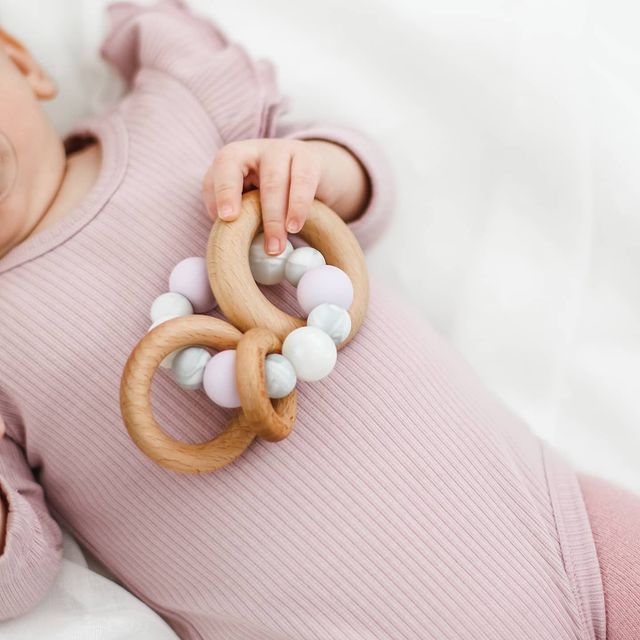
[202,350,241,409]
[296,265,354,316]
[169,257,217,313]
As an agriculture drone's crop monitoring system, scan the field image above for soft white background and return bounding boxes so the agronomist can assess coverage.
[0,0,638,637]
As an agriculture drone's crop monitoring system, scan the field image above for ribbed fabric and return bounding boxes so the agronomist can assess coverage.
[579,474,640,640]
[0,1,606,638]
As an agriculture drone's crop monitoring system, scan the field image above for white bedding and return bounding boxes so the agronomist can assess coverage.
[0,527,178,638]
[0,0,638,637]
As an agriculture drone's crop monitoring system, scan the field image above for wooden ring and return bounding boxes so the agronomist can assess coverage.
[207,190,369,347]
[120,314,254,474]
[121,191,369,473]
[236,327,297,442]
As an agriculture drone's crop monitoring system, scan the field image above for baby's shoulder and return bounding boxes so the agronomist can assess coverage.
[101,0,285,144]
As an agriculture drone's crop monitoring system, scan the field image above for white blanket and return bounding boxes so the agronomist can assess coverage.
[0,0,638,637]
[0,528,178,638]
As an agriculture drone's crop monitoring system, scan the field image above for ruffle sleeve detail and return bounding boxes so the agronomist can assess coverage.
[100,0,288,142]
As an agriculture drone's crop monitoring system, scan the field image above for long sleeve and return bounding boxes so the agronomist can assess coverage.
[0,412,63,620]
[100,0,284,143]
[275,119,396,250]
[99,1,396,250]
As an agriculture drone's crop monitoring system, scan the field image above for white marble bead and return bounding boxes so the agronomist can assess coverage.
[148,317,185,369]
[171,347,212,390]
[284,246,326,286]
[149,292,193,323]
[282,326,337,382]
[264,354,297,398]
[147,293,194,369]
[307,303,352,345]
[249,233,294,285]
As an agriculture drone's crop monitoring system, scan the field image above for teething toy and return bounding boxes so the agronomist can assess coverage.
[120,190,369,473]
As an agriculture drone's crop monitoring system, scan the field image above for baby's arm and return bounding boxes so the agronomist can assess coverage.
[203,122,395,254]
[98,0,395,253]
[274,119,396,251]
[0,430,63,620]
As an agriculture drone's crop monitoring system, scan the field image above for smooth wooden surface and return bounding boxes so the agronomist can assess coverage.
[120,315,255,474]
[207,190,369,348]
[236,327,297,442]
[120,191,369,473]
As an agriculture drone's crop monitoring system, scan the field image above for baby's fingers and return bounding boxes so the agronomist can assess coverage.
[203,143,250,222]
[287,147,319,234]
[259,143,292,255]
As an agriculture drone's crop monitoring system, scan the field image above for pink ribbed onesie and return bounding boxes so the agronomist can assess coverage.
[0,1,614,638]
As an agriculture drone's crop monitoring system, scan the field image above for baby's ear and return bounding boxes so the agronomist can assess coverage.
[0,28,57,100]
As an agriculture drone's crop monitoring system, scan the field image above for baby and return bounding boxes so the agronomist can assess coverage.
[0,1,638,639]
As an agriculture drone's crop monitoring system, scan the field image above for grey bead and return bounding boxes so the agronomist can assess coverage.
[306,303,352,345]
[284,246,326,286]
[172,347,212,390]
[264,354,297,398]
[249,233,294,285]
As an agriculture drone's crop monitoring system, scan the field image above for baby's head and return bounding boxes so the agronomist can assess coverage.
[0,28,64,258]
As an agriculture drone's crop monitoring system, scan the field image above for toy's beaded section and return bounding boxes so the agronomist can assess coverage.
[120,190,370,473]
[148,240,354,405]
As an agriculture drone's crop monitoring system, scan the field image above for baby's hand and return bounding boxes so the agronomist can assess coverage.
[202,139,370,255]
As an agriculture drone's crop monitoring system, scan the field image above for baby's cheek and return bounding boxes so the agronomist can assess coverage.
[0,132,18,201]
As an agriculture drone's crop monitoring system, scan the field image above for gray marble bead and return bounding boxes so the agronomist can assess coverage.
[249,233,294,285]
[284,246,326,286]
[264,353,297,398]
[172,347,212,390]
[150,291,193,323]
[306,303,352,345]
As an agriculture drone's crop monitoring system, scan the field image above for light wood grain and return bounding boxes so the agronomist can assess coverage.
[120,190,369,473]
[120,315,255,474]
[207,190,369,348]
[236,327,297,442]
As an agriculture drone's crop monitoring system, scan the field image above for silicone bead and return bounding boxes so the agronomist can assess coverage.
[284,246,326,286]
[149,292,193,323]
[148,317,188,369]
[307,303,352,345]
[296,265,354,316]
[264,354,297,398]
[169,257,217,313]
[202,350,241,408]
[249,233,294,285]
[171,347,212,391]
[282,326,337,382]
